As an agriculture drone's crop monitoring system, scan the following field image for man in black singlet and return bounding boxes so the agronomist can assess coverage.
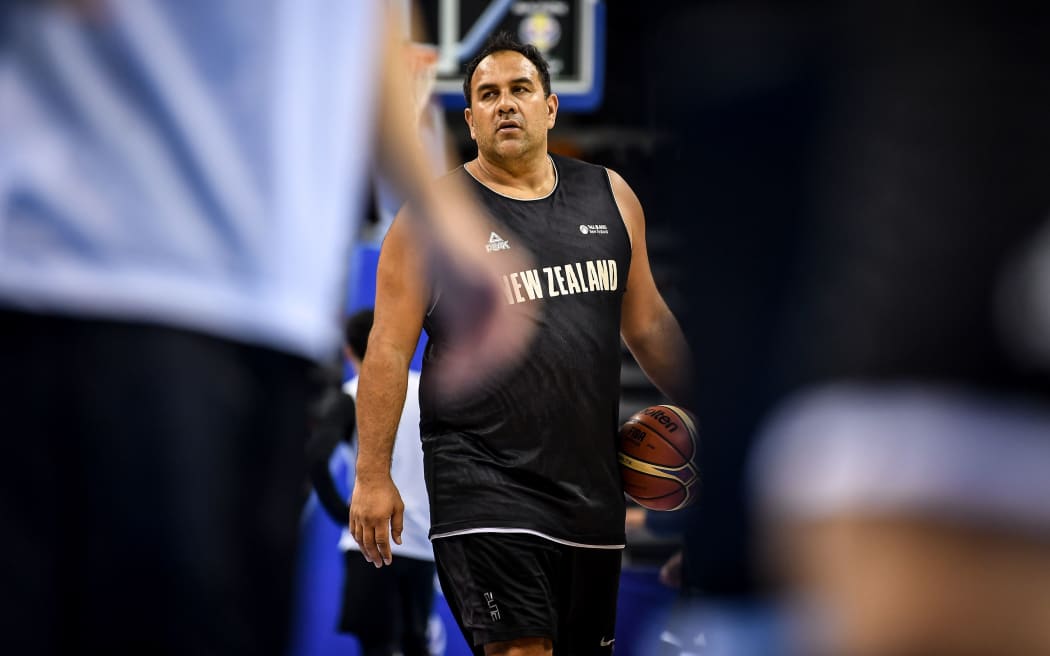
[350,32,692,656]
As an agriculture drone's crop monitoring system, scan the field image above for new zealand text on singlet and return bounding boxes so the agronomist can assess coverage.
[501,258,619,305]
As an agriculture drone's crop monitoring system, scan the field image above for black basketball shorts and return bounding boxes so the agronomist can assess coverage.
[432,532,622,655]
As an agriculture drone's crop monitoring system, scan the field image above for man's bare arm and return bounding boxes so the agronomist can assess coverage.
[611,168,693,406]
[349,212,428,568]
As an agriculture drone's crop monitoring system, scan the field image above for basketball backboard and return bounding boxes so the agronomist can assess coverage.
[418,0,606,112]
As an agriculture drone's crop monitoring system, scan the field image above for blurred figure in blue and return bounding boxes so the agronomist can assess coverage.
[752,4,1050,656]
[644,2,1050,655]
[639,2,830,653]
[0,1,530,654]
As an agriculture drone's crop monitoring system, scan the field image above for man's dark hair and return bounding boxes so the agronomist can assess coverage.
[343,308,374,359]
[462,31,551,107]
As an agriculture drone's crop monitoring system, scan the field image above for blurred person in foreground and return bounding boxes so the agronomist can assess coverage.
[639,2,830,653]
[753,5,1050,656]
[350,32,692,656]
[0,1,531,654]
[308,309,435,656]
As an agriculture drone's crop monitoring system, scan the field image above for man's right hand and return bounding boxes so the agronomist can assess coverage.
[349,474,404,568]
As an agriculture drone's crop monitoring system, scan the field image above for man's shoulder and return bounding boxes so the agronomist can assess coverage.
[434,165,470,190]
[550,152,608,177]
[398,167,468,220]
[549,153,615,190]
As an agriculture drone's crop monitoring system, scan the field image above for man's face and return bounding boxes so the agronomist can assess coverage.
[465,51,558,161]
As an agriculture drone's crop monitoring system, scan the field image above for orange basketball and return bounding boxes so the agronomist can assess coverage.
[618,404,700,511]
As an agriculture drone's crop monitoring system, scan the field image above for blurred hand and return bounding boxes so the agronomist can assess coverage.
[419,184,537,400]
[349,473,404,568]
[659,550,684,589]
[423,249,536,398]
[626,506,648,530]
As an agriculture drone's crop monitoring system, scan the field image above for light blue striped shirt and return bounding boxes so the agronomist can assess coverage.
[0,0,382,359]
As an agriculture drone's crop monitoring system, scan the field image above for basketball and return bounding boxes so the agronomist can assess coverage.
[618,404,699,511]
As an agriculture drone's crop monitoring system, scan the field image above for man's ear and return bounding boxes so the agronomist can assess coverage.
[546,93,559,129]
[464,107,477,140]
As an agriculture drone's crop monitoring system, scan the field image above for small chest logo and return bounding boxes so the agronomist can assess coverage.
[486,232,510,252]
[579,224,609,235]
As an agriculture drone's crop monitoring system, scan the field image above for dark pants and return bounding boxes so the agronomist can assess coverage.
[0,310,311,655]
[340,551,436,656]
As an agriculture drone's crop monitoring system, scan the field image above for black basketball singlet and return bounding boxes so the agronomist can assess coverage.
[419,154,631,547]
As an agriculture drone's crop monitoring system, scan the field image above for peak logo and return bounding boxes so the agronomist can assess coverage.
[579,224,609,235]
[486,232,510,252]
